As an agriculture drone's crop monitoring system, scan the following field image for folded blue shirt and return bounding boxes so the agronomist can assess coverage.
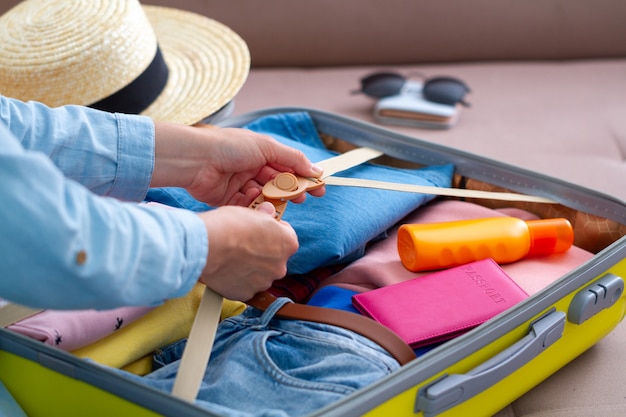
[147,112,453,274]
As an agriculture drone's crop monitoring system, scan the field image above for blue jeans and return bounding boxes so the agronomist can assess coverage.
[111,297,400,417]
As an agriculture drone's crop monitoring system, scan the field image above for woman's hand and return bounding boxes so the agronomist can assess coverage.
[196,202,298,301]
[151,122,325,207]
[150,121,327,300]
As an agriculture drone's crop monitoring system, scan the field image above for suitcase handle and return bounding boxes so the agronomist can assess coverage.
[415,310,566,417]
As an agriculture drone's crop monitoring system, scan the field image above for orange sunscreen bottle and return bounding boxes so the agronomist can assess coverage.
[397,217,574,272]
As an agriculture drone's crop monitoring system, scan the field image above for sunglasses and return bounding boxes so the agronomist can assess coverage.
[352,71,471,107]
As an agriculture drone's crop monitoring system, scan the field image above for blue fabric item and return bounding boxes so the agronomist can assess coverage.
[0,95,206,310]
[146,187,214,213]
[109,297,400,417]
[307,285,360,314]
[146,111,454,274]
[0,95,154,201]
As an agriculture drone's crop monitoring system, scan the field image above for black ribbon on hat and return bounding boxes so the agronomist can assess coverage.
[89,45,169,114]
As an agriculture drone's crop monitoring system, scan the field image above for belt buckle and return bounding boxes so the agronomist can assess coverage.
[249,173,325,220]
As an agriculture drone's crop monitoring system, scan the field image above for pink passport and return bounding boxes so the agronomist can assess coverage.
[351,258,529,348]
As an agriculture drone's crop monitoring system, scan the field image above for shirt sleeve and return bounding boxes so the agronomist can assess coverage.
[0,111,207,310]
[0,95,153,202]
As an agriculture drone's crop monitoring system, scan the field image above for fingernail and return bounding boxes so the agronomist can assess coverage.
[311,164,324,176]
[255,201,275,214]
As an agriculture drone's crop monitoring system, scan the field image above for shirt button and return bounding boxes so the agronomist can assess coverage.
[75,250,87,265]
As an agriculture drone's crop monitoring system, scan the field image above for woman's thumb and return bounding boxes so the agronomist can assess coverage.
[254,201,278,217]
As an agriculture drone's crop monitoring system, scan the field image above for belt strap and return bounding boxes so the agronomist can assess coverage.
[171,289,223,401]
[317,146,556,204]
[247,291,416,366]
[318,147,383,178]
[324,176,557,204]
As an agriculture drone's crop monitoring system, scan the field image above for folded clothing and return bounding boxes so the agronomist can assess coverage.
[146,111,454,274]
[8,305,153,351]
[316,200,595,296]
[73,284,246,374]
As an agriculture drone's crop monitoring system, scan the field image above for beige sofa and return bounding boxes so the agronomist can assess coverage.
[1,0,625,416]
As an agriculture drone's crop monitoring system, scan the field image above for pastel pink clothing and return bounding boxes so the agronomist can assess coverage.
[8,305,153,351]
[319,200,594,296]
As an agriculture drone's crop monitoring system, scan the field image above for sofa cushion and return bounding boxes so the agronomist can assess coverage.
[140,0,626,66]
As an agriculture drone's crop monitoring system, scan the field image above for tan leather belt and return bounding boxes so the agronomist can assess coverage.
[247,291,416,366]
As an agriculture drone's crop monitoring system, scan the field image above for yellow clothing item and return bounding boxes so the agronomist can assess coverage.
[121,355,153,375]
[73,284,246,375]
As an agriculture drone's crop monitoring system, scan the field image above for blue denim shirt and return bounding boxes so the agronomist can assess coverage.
[0,96,206,310]
[147,112,454,275]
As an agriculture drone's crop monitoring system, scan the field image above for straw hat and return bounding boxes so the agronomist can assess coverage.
[0,0,250,125]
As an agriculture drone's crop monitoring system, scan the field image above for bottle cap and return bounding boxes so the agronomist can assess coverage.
[526,218,574,256]
[397,224,420,271]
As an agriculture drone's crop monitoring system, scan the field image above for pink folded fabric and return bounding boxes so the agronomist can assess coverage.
[8,305,153,351]
[318,200,594,296]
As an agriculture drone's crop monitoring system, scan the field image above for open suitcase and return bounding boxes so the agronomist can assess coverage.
[1,108,624,417]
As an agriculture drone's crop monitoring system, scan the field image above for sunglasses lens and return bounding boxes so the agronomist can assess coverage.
[422,77,471,106]
[356,72,406,98]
